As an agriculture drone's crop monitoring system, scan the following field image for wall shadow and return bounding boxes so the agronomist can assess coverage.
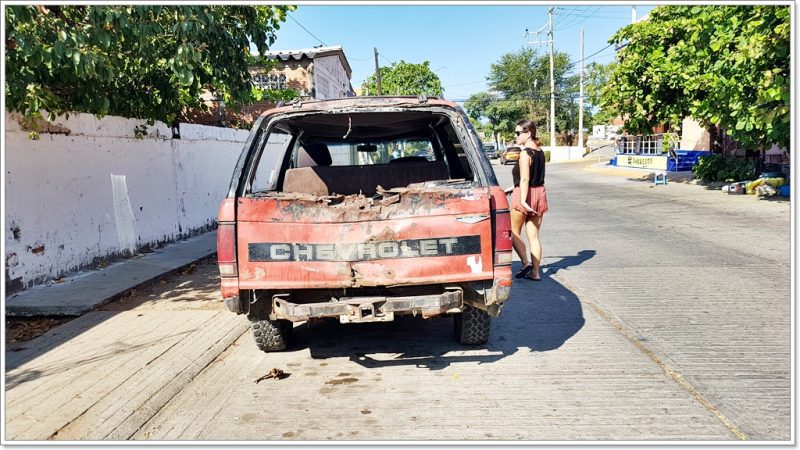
[5,261,223,375]
[295,259,590,370]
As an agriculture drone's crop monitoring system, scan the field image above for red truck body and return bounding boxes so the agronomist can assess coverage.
[217,97,512,351]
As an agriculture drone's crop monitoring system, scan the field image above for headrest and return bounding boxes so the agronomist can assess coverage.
[297,142,332,167]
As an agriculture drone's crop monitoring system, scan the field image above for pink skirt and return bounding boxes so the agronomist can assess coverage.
[510,185,548,218]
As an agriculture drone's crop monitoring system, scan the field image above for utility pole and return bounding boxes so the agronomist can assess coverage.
[578,27,584,150]
[373,47,382,96]
[631,6,637,24]
[548,7,556,149]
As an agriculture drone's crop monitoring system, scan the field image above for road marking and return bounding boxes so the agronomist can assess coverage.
[554,275,750,441]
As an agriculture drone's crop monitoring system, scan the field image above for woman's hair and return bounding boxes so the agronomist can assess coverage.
[516,119,537,138]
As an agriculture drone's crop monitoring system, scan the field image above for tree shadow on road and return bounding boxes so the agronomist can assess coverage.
[5,261,225,377]
[543,249,596,277]
[292,259,589,371]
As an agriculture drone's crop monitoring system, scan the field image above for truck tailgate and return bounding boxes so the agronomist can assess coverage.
[236,187,495,290]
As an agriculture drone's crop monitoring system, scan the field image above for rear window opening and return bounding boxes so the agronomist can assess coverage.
[247,111,477,198]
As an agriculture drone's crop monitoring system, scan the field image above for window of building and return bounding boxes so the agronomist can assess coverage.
[253,73,287,90]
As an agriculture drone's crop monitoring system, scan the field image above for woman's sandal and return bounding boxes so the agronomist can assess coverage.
[514,264,533,279]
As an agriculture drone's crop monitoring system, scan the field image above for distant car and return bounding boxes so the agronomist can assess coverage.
[483,143,499,159]
[500,146,521,165]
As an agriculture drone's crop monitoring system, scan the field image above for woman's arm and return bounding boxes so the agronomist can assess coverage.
[518,150,533,212]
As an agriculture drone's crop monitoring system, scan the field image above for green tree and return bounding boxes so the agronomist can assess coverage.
[487,47,579,134]
[464,92,526,149]
[585,62,618,126]
[5,5,294,134]
[361,60,444,97]
[603,5,790,149]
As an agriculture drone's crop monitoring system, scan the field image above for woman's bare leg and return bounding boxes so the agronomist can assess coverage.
[510,210,530,268]
[525,215,543,279]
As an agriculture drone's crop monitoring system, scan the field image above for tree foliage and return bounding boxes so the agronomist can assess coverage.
[5,5,294,132]
[487,47,581,130]
[469,47,589,142]
[603,5,790,149]
[361,60,444,97]
[585,62,618,126]
[464,92,527,147]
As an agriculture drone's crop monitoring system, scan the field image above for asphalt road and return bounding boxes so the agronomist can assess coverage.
[6,160,791,442]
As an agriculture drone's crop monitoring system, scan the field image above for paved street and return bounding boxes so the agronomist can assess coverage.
[5,160,791,441]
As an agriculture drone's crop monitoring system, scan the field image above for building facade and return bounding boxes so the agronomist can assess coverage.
[185,46,355,127]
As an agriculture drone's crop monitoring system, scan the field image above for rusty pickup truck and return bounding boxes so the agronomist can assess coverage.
[217,96,513,352]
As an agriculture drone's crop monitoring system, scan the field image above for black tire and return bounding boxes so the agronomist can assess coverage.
[251,319,292,352]
[453,305,491,345]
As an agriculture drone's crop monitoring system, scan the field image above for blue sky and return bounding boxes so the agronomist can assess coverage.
[268,4,656,101]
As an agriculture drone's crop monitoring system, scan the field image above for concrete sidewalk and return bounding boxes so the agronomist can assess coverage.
[6,232,217,317]
[582,159,695,182]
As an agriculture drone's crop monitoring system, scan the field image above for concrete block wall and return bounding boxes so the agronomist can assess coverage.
[543,146,587,162]
[4,112,249,292]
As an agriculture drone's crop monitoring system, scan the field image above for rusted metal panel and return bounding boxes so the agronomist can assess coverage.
[264,97,463,119]
[237,186,491,223]
[219,277,239,299]
[271,288,462,322]
[236,187,494,289]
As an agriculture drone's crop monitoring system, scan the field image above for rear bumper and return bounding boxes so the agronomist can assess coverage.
[272,289,463,323]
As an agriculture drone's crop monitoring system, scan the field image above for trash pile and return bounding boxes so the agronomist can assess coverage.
[722,177,788,197]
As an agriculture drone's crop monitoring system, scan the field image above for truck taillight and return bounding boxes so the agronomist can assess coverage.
[495,251,513,265]
[217,223,237,277]
[490,189,512,269]
[493,209,512,253]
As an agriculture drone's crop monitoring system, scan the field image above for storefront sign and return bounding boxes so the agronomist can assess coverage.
[616,155,669,170]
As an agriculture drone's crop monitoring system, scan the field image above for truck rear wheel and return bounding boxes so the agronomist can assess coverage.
[251,319,292,352]
[453,305,491,345]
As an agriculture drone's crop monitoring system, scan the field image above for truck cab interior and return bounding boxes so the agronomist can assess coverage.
[247,111,477,198]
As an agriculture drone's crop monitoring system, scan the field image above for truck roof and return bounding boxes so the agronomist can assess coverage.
[263,96,462,118]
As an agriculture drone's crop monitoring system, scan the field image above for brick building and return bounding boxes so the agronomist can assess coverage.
[184,45,355,128]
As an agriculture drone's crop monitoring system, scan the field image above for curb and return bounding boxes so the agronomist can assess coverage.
[6,232,218,317]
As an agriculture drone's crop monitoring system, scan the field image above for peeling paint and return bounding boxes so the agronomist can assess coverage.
[11,225,21,241]
[6,253,19,267]
[466,255,482,273]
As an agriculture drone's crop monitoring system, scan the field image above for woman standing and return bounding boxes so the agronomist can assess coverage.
[505,119,548,281]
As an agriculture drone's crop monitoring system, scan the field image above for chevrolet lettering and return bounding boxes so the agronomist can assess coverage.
[249,236,480,262]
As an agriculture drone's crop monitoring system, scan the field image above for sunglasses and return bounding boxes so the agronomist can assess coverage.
[514,130,527,136]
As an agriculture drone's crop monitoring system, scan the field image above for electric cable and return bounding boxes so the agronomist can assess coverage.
[287,15,327,47]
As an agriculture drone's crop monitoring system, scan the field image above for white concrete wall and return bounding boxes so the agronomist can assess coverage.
[542,146,586,162]
[680,117,710,150]
[313,55,352,100]
[5,112,249,290]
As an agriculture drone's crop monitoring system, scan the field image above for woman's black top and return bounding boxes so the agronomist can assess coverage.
[512,147,545,187]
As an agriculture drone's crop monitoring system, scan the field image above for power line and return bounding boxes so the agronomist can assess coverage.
[566,43,615,70]
[444,79,486,88]
[555,6,603,31]
[554,6,599,30]
[287,15,327,47]
[450,94,587,103]
[380,54,395,66]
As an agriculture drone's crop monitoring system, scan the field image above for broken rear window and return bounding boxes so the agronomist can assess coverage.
[246,110,477,197]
